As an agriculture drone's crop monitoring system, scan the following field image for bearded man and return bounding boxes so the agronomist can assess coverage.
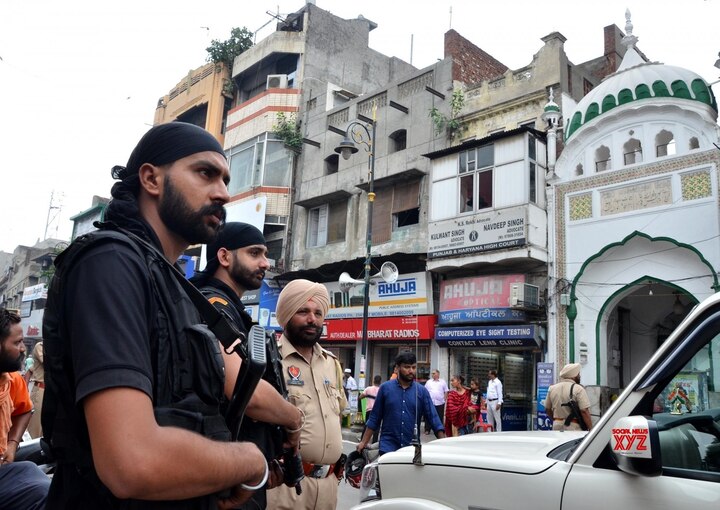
[0,308,50,508]
[42,123,267,509]
[357,351,445,456]
[266,279,346,510]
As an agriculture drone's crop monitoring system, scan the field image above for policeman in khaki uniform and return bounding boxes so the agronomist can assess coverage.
[544,363,593,431]
[267,279,347,510]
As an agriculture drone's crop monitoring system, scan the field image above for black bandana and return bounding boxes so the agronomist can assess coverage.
[104,122,226,238]
[116,122,225,181]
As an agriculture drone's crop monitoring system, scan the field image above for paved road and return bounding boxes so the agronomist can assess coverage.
[338,427,363,510]
[337,428,438,509]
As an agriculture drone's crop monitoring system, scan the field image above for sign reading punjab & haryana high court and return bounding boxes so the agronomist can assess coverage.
[428,206,527,259]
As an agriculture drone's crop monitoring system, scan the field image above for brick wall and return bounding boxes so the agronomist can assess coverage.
[444,29,508,85]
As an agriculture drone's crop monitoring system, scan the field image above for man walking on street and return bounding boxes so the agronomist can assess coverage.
[266,279,347,510]
[192,222,304,508]
[357,351,446,456]
[26,341,44,439]
[0,309,49,509]
[544,363,593,431]
[486,369,504,431]
[424,369,448,435]
[42,122,267,509]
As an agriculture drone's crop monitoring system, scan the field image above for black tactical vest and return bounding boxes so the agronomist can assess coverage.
[42,229,230,509]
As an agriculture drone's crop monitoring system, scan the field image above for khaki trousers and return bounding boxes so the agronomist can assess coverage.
[267,473,339,510]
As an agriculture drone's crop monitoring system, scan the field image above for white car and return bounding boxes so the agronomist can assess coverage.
[352,294,720,509]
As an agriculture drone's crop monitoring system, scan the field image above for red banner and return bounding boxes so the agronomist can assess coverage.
[322,315,436,342]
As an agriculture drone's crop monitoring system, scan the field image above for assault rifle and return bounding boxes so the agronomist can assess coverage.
[226,325,304,494]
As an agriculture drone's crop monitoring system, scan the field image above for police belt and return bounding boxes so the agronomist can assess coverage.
[302,462,332,478]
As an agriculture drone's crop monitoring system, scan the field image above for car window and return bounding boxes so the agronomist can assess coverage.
[653,332,720,477]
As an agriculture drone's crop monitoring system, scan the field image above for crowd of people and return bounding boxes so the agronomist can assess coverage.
[0,123,592,509]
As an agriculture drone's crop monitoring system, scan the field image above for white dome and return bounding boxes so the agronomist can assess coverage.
[564,45,717,141]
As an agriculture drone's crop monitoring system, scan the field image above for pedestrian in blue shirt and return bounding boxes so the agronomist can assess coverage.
[357,351,445,456]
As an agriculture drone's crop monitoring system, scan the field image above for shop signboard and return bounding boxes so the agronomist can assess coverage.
[324,271,432,319]
[21,284,47,302]
[322,315,435,342]
[428,206,526,259]
[536,362,554,430]
[439,274,526,324]
[434,325,539,348]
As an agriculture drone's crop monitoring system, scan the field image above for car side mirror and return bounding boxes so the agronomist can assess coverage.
[610,416,662,477]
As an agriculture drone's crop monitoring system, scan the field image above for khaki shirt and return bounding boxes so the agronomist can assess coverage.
[278,336,347,465]
[544,378,590,423]
[29,342,44,383]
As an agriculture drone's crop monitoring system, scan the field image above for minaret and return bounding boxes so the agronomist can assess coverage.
[541,87,561,181]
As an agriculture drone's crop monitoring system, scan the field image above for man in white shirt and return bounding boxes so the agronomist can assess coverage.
[424,370,449,435]
[486,370,503,431]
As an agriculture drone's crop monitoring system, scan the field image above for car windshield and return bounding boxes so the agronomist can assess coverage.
[651,331,720,475]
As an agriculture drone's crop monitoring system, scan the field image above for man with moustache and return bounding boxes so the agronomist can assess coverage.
[41,123,267,509]
[357,351,445,456]
[0,309,50,509]
[192,222,304,509]
[266,279,347,510]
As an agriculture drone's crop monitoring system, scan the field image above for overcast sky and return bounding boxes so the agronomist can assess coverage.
[1,0,718,253]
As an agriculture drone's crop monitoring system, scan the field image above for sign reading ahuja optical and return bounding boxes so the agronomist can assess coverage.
[428,207,526,259]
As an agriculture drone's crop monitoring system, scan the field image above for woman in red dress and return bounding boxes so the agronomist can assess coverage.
[444,375,471,436]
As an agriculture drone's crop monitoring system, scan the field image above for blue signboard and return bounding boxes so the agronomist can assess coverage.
[536,362,554,430]
[438,307,526,324]
[434,325,538,348]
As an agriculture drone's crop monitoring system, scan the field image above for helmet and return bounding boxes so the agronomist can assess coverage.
[345,450,366,488]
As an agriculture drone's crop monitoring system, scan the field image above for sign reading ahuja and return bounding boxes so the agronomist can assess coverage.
[428,206,526,259]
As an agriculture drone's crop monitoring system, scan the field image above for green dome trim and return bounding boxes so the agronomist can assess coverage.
[566,76,719,141]
[602,94,617,113]
[671,80,691,99]
[692,79,713,107]
[635,83,651,99]
[585,103,600,123]
[567,111,583,139]
[618,88,634,105]
[652,81,671,97]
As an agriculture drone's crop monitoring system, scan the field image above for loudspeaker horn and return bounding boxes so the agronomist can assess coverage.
[339,272,364,292]
[338,262,399,292]
[374,261,399,284]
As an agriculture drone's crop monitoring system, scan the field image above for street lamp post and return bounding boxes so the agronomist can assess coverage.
[335,113,377,387]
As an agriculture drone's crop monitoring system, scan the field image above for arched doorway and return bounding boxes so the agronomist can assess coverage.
[567,231,718,386]
[600,279,695,389]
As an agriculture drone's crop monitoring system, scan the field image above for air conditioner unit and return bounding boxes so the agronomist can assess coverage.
[266,74,289,89]
[510,283,540,308]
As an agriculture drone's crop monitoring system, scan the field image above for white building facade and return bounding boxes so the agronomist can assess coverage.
[548,13,720,397]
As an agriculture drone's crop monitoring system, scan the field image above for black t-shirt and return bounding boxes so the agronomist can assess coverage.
[65,240,156,403]
[200,278,254,336]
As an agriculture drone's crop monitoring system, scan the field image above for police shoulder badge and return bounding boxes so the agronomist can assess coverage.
[287,365,304,386]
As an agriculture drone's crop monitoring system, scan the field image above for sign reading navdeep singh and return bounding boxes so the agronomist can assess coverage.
[428,207,526,259]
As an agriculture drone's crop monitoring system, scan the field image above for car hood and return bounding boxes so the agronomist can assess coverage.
[378,431,586,474]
